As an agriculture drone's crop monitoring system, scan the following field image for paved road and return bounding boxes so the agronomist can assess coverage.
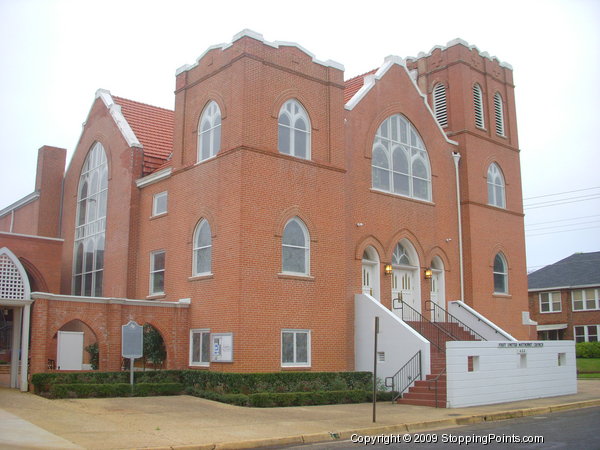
[285,406,600,449]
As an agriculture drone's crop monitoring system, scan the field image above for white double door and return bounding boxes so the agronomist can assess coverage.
[392,267,420,314]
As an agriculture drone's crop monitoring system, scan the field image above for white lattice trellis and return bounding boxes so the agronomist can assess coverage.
[0,251,27,300]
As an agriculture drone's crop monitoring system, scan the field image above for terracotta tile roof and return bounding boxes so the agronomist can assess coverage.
[344,69,377,104]
[113,96,174,176]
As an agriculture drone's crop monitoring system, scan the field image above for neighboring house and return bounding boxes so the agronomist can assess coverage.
[0,30,534,392]
[529,252,600,342]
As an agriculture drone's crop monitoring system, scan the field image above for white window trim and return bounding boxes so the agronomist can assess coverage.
[189,328,211,367]
[539,291,561,313]
[192,219,212,277]
[487,163,506,209]
[278,99,311,160]
[574,325,600,343]
[493,253,509,295]
[152,191,168,217]
[371,114,432,202]
[281,217,310,276]
[150,250,166,295]
[572,288,600,311]
[197,101,222,163]
[281,329,311,368]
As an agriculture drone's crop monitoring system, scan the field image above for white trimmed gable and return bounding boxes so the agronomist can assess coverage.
[345,56,458,146]
[176,29,345,76]
[95,89,142,149]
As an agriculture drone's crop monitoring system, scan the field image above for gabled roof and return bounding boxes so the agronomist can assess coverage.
[112,96,174,176]
[344,69,377,104]
[528,252,600,291]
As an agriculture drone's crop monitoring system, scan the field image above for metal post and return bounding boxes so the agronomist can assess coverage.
[372,316,379,423]
[130,358,134,388]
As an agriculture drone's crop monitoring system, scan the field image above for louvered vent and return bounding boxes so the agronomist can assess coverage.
[494,92,505,136]
[473,83,485,129]
[433,83,448,128]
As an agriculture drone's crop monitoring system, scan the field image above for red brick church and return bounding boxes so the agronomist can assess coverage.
[0,30,533,390]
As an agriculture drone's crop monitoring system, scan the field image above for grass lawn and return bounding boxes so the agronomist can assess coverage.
[577,358,600,378]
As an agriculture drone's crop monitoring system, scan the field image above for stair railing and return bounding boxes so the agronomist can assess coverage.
[427,368,447,408]
[425,301,486,342]
[395,299,457,352]
[451,301,513,340]
[384,350,421,403]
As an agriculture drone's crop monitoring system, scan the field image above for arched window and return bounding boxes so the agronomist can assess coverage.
[494,92,505,136]
[278,99,311,160]
[371,115,432,201]
[432,83,448,128]
[487,163,506,208]
[197,101,221,162]
[493,253,508,294]
[473,83,485,129]
[392,243,411,265]
[73,142,107,296]
[193,219,212,276]
[282,217,309,275]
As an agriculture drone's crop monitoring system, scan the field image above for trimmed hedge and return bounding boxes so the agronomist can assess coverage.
[185,388,394,407]
[48,382,184,399]
[180,371,372,395]
[31,370,375,406]
[576,342,600,358]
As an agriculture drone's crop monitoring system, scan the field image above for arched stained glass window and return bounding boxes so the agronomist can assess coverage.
[278,100,311,160]
[73,142,107,297]
[193,219,212,276]
[371,115,432,201]
[198,101,221,162]
[282,217,310,275]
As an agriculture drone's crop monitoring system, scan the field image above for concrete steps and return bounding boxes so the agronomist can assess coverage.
[396,320,480,408]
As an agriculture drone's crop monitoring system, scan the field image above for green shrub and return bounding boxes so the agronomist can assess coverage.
[576,342,600,358]
[47,382,183,399]
[179,371,371,395]
[247,390,370,407]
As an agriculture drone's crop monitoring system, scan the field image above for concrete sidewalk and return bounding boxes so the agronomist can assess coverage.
[0,380,599,450]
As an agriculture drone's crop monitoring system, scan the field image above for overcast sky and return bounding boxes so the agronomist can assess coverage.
[0,0,599,272]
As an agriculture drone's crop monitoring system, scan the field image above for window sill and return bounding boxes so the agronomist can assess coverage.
[188,273,214,282]
[540,311,562,314]
[493,293,512,299]
[146,293,166,300]
[281,365,311,370]
[278,273,315,281]
[189,363,210,368]
[369,188,434,206]
[150,212,168,220]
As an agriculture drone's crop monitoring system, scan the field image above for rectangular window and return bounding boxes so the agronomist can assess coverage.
[574,325,600,343]
[189,329,211,366]
[572,289,600,311]
[539,291,561,313]
[152,191,168,216]
[150,250,165,295]
[281,329,311,367]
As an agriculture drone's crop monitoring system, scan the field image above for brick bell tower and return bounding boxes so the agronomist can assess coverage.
[407,39,530,339]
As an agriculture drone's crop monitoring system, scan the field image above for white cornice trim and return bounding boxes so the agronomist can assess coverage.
[135,167,173,188]
[405,38,513,70]
[95,89,142,149]
[0,231,63,242]
[31,292,191,308]
[345,55,458,146]
[0,191,40,217]
[176,29,344,76]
